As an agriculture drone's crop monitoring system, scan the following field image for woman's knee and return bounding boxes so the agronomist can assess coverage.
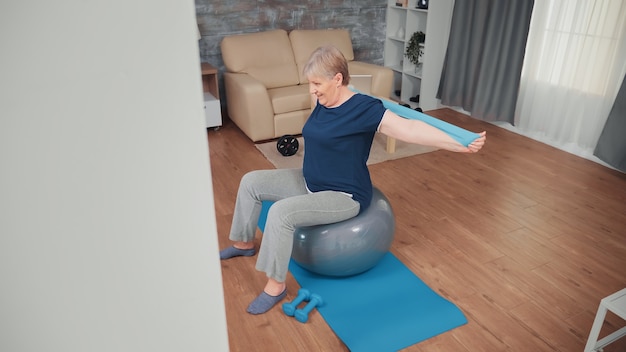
[265,200,292,226]
[240,170,264,186]
[239,170,272,195]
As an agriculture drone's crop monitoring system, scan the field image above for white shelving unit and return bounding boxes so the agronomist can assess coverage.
[384,0,454,111]
[384,0,428,109]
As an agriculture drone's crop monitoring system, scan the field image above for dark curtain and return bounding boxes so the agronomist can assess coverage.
[437,0,534,123]
[594,75,626,173]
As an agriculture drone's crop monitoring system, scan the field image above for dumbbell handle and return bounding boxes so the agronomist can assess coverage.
[294,294,323,323]
[282,288,310,317]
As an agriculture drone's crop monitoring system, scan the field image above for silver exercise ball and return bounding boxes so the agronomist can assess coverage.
[291,187,395,277]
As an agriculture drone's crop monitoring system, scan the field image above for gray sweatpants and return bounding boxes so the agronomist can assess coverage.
[229,168,360,282]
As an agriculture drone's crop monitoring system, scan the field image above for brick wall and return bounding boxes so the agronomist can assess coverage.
[195,0,387,101]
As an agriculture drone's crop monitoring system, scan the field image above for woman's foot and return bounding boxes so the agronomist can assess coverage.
[219,245,255,260]
[246,279,287,314]
[246,288,287,314]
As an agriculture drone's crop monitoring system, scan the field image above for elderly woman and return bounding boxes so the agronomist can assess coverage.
[220,45,486,314]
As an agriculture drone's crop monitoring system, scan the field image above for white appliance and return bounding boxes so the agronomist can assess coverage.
[203,92,222,129]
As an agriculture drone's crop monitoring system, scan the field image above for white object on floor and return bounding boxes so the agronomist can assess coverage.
[203,92,222,129]
[585,288,626,352]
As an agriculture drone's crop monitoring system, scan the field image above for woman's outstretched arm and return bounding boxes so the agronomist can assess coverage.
[378,110,486,153]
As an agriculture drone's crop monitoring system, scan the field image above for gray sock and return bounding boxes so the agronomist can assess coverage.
[246,289,287,315]
[219,246,255,260]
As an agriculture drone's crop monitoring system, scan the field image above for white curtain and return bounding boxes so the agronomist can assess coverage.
[514,0,626,157]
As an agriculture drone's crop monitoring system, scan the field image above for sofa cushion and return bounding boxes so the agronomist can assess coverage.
[289,29,355,84]
[220,29,300,89]
[275,110,311,138]
[268,84,311,115]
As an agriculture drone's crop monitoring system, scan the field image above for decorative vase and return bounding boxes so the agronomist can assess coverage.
[396,27,405,39]
[415,63,422,75]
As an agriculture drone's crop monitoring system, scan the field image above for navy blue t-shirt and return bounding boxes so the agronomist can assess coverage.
[302,93,386,211]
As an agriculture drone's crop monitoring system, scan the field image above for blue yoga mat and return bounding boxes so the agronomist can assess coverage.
[258,202,468,351]
[289,253,468,352]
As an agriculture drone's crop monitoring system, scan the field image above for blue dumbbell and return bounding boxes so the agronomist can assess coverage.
[282,288,311,317]
[294,293,323,323]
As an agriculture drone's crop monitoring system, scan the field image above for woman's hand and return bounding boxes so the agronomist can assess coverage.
[380,111,487,153]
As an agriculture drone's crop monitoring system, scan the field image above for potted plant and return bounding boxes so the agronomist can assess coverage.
[405,31,425,66]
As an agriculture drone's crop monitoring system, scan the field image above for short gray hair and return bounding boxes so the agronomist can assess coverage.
[302,45,350,86]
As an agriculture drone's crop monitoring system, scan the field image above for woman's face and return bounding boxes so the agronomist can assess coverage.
[308,73,343,108]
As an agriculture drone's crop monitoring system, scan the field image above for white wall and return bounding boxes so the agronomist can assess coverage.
[0,1,229,351]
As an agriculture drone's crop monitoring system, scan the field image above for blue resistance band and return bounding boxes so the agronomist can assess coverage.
[350,88,479,147]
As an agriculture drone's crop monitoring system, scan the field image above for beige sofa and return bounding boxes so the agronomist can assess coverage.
[220,29,393,142]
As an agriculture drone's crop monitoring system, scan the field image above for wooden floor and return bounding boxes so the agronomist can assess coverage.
[207,108,626,352]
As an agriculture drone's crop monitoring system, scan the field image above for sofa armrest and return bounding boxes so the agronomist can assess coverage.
[348,61,393,100]
[223,72,275,142]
